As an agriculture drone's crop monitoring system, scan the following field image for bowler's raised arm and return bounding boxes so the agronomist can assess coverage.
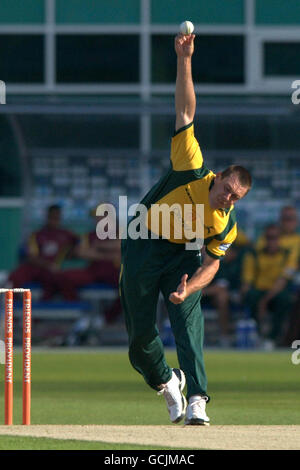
[175,34,196,132]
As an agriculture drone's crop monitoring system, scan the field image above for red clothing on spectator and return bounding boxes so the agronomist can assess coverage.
[57,231,122,323]
[9,225,79,300]
[27,225,79,264]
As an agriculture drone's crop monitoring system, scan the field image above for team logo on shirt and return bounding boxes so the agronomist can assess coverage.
[42,241,59,256]
[219,243,231,252]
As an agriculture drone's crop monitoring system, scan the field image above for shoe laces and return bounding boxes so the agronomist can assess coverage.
[189,396,208,411]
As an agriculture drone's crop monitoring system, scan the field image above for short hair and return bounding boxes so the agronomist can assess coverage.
[221,165,252,192]
[47,204,61,214]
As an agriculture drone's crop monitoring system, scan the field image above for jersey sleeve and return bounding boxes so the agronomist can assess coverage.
[27,233,39,257]
[170,123,203,171]
[241,251,256,285]
[282,248,298,280]
[255,234,265,250]
[80,233,90,249]
[206,223,237,260]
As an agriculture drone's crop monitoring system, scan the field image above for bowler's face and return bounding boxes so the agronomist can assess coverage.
[210,173,248,210]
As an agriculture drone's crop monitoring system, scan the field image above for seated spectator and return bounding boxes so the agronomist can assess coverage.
[57,211,122,324]
[257,206,300,269]
[7,205,79,300]
[202,229,252,347]
[241,224,297,347]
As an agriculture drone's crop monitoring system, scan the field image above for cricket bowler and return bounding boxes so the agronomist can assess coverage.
[119,34,252,425]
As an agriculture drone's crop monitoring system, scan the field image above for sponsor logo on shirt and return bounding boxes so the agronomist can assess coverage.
[219,243,231,252]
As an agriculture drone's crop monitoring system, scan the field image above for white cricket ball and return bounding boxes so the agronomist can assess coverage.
[179,21,194,35]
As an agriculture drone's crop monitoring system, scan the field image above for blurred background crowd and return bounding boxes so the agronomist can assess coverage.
[0,0,300,349]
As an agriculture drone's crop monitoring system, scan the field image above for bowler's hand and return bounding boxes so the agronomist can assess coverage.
[175,34,195,58]
[169,274,188,304]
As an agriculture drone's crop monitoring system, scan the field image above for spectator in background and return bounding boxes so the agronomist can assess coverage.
[8,205,79,300]
[57,210,122,324]
[257,206,300,269]
[241,224,297,347]
[202,229,252,347]
[279,206,300,269]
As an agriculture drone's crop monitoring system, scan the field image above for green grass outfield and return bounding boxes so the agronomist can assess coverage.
[0,435,192,451]
[0,349,299,449]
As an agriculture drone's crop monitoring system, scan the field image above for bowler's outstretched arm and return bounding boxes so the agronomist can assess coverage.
[175,34,196,132]
[169,253,220,304]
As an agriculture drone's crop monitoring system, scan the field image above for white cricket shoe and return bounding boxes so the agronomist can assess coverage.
[158,368,187,423]
[184,395,210,426]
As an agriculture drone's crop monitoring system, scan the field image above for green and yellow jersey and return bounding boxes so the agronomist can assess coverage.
[256,232,300,269]
[140,123,237,259]
[242,247,297,291]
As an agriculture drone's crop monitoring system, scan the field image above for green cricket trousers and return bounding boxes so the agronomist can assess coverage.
[119,235,209,400]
